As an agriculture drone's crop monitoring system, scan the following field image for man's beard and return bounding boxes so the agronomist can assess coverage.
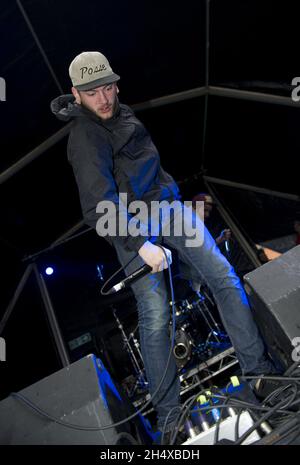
[97,95,119,120]
[81,95,119,120]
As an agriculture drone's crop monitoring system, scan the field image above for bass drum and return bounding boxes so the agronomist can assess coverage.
[172,326,194,369]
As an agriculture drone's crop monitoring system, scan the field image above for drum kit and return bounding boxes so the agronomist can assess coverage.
[111,284,231,399]
[170,287,230,370]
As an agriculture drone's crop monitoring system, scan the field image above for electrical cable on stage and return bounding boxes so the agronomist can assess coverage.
[9,255,300,444]
[10,245,181,440]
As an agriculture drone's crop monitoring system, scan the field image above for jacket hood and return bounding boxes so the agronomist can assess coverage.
[50,94,81,122]
[50,93,122,124]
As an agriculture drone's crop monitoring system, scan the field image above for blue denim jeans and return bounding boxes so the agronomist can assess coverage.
[113,202,275,431]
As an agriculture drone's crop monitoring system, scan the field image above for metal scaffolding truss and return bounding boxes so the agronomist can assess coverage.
[133,347,239,415]
[179,347,238,397]
[1,1,300,189]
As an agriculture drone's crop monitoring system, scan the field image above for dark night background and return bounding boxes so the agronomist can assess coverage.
[0,0,300,399]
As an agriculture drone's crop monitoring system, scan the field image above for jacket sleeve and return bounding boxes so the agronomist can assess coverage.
[69,128,149,253]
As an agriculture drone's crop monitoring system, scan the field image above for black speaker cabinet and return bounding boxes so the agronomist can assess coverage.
[0,354,152,445]
[244,245,300,371]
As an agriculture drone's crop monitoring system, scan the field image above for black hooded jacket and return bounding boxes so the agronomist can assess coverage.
[50,94,181,253]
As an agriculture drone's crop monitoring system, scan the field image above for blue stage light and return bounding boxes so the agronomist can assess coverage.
[45,267,54,275]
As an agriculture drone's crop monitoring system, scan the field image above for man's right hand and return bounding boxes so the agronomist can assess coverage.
[138,241,172,273]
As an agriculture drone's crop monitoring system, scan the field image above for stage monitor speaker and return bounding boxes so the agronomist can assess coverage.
[244,245,300,371]
[0,354,152,445]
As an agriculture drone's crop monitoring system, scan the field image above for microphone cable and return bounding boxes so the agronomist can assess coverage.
[100,252,140,296]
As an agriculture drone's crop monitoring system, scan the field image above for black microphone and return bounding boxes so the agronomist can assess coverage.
[108,264,152,293]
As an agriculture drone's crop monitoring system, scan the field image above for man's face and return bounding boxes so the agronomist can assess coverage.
[72,82,119,120]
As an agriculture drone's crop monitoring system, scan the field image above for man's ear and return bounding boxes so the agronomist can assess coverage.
[71,86,81,104]
[116,85,119,94]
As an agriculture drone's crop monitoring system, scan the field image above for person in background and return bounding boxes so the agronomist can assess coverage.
[192,192,231,247]
[190,192,256,280]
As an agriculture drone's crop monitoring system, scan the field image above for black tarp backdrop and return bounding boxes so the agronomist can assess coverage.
[0,0,300,398]
[210,1,298,93]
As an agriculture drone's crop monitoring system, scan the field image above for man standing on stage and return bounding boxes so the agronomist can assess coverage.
[51,51,277,443]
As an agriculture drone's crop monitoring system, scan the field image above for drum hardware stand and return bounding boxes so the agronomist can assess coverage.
[201,287,215,306]
[193,292,224,344]
[112,308,148,395]
[128,328,144,368]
